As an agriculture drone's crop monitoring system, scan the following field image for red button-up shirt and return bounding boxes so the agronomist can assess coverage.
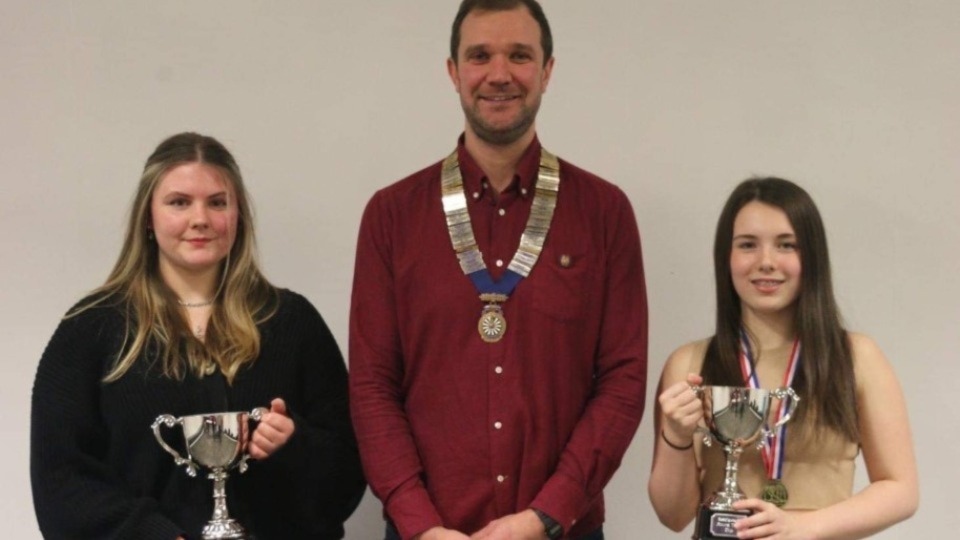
[349,136,648,539]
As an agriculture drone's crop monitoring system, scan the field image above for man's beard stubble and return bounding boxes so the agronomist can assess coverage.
[462,99,540,146]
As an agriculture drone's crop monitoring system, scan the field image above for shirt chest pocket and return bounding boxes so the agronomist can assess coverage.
[528,245,599,322]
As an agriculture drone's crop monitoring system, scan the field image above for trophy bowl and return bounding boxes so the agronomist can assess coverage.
[691,386,798,540]
[152,409,266,540]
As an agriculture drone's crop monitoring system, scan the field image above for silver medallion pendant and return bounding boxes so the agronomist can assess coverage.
[478,304,507,343]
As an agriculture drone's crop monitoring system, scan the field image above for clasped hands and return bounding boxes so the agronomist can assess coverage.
[415,509,547,540]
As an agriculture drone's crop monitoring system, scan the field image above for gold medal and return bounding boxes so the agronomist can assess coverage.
[478,305,507,342]
[478,293,508,343]
[761,479,788,507]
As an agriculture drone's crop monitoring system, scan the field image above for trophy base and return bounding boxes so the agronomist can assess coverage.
[692,505,751,539]
[202,519,249,540]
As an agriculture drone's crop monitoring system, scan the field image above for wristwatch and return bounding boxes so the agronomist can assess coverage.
[532,508,564,540]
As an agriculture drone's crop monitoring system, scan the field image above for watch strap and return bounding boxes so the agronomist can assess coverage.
[532,508,564,540]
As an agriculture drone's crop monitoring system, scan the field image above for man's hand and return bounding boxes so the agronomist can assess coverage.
[413,527,471,540]
[470,510,546,540]
[249,398,296,459]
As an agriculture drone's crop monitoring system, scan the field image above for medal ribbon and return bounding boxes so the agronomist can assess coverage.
[739,329,801,481]
[440,148,561,298]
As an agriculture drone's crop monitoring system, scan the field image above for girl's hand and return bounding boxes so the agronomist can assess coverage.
[732,499,810,539]
[657,373,704,445]
[249,398,296,459]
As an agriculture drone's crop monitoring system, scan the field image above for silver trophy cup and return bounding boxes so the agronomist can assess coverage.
[152,409,266,540]
[691,386,798,539]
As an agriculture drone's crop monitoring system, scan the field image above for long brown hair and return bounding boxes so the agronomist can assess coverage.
[701,177,859,442]
[71,132,277,384]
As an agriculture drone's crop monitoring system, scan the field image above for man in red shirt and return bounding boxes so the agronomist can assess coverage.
[349,1,648,539]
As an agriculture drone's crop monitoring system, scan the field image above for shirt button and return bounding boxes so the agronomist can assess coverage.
[495,259,504,268]
[496,475,505,483]
[472,192,480,200]
[494,421,502,430]
[521,187,528,196]
[498,208,506,216]
[494,366,503,374]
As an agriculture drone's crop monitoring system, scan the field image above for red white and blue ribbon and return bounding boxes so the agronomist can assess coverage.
[739,328,801,481]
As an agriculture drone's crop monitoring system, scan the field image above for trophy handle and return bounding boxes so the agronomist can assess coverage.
[688,386,715,446]
[249,406,268,421]
[236,406,270,474]
[770,387,800,428]
[694,425,714,447]
[151,414,199,477]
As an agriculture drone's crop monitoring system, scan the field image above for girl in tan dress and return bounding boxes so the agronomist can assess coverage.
[648,178,917,539]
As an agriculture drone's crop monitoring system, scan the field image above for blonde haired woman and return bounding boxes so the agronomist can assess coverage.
[31,132,365,539]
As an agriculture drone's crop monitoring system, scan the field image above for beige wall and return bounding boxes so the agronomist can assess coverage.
[3,1,957,537]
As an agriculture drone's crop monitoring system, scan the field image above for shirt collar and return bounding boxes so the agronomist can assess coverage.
[456,133,542,202]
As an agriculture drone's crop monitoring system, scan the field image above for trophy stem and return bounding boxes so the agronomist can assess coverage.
[694,444,751,539]
[210,469,230,521]
[721,446,744,500]
[202,468,247,539]
[706,445,747,511]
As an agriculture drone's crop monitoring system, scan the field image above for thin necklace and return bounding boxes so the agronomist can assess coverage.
[177,298,214,308]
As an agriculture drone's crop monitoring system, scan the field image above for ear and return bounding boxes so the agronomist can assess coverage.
[446,57,461,93]
[540,56,556,93]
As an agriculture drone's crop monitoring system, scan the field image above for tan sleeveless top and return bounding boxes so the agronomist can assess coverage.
[687,340,859,510]
[697,419,858,510]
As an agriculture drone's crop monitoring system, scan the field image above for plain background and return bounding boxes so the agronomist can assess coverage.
[3,1,957,538]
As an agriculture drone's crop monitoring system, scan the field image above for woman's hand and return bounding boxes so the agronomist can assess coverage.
[657,373,704,445]
[732,499,812,539]
[249,398,296,459]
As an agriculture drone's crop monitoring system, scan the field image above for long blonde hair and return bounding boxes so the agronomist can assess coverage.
[72,132,277,384]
